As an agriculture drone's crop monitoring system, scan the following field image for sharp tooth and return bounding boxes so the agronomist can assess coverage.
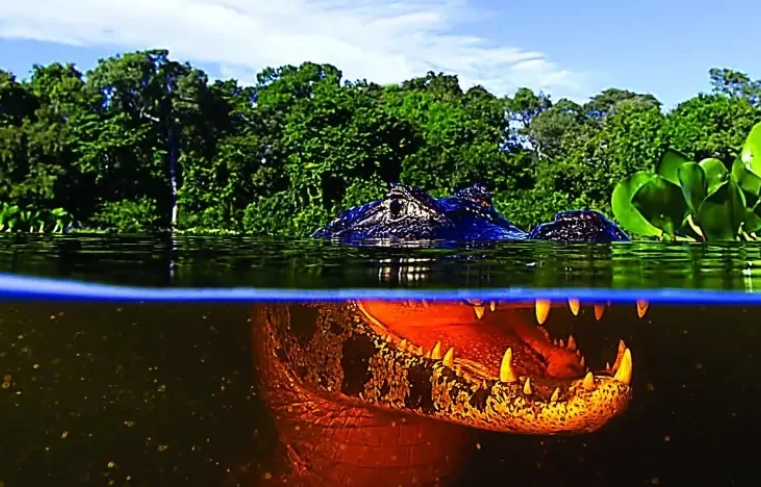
[442,348,454,367]
[535,299,551,324]
[575,350,581,357]
[523,377,532,395]
[553,339,558,346]
[499,348,517,383]
[399,339,408,351]
[567,335,576,351]
[474,306,485,319]
[612,339,627,371]
[594,304,606,321]
[385,335,393,343]
[605,362,611,372]
[613,348,632,385]
[582,371,595,389]
[636,300,649,318]
[416,345,424,355]
[559,339,565,348]
[550,387,560,403]
[568,299,580,316]
[579,356,585,367]
[431,341,442,360]
[489,301,497,312]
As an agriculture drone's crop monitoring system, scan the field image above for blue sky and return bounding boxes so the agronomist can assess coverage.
[0,0,758,109]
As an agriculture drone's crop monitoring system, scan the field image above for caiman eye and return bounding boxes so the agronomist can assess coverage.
[389,198,404,217]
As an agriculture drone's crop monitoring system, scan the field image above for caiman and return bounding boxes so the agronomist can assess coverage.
[310,183,630,243]
[253,300,637,486]
[254,183,637,486]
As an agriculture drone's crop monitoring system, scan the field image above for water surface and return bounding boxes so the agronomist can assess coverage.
[2,234,761,290]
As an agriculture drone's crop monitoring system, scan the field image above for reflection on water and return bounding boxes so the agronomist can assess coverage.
[1,299,760,486]
[4,234,761,290]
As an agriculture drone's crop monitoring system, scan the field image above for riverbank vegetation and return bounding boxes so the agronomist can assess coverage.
[1,49,760,235]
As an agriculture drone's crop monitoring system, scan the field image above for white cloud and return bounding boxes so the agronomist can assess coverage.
[0,0,590,98]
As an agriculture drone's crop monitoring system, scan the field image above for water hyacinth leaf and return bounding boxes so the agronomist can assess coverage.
[677,162,706,214]
[740,122,761,177]
[697,179,746,240]
[656,149,691,185]
[631,176,687,234]
[611,172,663,237]
[699,157,729,194]
[732,153,761,197]
[743,205,761,233]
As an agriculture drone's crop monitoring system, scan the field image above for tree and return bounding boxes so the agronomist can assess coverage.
[1,49,759,235]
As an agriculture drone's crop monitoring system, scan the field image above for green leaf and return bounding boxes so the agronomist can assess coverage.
[744,205,761,233]
[656,149,691,185]
[631,176,688,234]
[697,179,746,240]
[741,121,761,177]
[731,154,761,196]
[610,171,663,237]
[699,157,729,194]
[677,162,707,214]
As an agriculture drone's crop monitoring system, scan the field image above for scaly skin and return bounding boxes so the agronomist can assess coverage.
[311,183,630,243]
[252,300,635,486]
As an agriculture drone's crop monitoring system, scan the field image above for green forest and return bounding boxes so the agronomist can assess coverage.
[1,48,760,235]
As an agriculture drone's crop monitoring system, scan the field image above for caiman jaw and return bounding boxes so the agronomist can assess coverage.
[354,299,638,435]
[468,297,650,324]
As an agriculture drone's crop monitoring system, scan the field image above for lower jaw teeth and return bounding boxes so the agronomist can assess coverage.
[382,332,633,390]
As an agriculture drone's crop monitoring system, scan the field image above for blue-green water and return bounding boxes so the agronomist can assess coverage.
[1,235,760,486]
[2,234,761,291]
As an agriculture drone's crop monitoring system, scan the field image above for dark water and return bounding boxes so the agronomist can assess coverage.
[1,235,761,486]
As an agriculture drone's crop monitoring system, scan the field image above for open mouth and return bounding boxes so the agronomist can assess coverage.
[355,299,637,402]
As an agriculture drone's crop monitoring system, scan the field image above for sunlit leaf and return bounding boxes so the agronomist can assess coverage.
[740,121,761,177]
[677,162,706,214]
[699,157,729,194]
[697,179,746,240]
[631,176,687,234]
[656,149,691,185]
[610,171,662,237]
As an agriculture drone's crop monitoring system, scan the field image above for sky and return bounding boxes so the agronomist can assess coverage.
[0,0,759,110]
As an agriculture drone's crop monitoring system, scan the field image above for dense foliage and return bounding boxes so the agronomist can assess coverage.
[612,122,761,241]
[1,49,760,235]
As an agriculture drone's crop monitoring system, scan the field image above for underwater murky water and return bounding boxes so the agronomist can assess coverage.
[2,235,761,486]
[1,299,759,486]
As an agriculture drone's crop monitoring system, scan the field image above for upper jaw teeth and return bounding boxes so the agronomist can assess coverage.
[465,299,650,322]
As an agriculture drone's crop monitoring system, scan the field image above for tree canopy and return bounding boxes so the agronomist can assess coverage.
[1,50,759,234]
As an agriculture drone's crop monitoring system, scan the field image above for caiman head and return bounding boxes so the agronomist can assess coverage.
[311,184,453,240]
[256,298,637,437]
[311,183,528,241]
[437,183,528,240]
[311,183,629,243]
[528,210,631,242]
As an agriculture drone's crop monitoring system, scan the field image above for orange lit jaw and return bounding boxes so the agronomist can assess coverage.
[355,299,635,384]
